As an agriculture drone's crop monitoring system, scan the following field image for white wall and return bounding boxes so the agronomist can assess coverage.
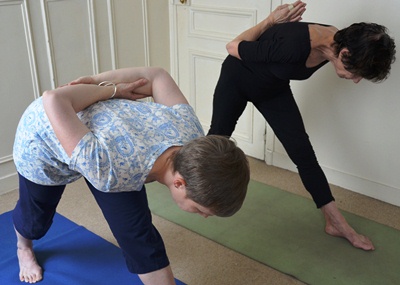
[0,0,170,195]
[269,0,400,206]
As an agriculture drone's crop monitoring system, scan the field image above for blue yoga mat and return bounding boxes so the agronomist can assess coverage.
[0,211,186,285]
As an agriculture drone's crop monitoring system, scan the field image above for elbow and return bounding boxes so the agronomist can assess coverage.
[226,41,241,60]
[150,66,168,77]
[226,41,235,55]
[42,89,64,113]
[42,89,53,97]
[41,89,56,105]
[152,66,174,83]
[148,67,171,83]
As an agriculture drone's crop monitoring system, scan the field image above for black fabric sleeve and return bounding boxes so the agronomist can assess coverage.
[238,40,277,62]
[238,38,306,64]
[238,22,310,64]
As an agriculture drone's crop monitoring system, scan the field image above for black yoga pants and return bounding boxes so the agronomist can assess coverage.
[13,173,169,274]
[208,61,334,208]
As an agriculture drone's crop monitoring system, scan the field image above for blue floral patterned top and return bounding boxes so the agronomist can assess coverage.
[13,97,204,192]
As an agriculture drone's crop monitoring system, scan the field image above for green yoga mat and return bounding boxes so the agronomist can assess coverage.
[146,180,400,285]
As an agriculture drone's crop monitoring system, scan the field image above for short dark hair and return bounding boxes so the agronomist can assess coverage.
[172,135,249,217]
[333,22,396,82]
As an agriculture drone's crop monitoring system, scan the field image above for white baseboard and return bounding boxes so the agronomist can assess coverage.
[0,173,18,195]
[266,151,400,208]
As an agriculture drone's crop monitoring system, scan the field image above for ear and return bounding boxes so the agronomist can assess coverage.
[339,48,350,58]
[173,177,187,189]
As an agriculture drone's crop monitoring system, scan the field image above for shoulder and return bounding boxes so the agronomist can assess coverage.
[263,22,335,41]
[265,22,310,35]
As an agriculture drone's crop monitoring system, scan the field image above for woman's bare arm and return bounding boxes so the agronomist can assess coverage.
[70,67,188,106]
[42,79,147,157]
[44,67,188,157]
[226,0,306,59]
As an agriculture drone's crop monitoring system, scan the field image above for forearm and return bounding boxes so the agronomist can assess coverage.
[226,1,306,59]
[68,67,187,106]
[226,15,275,58]
[46,84,115,113]
[94,67,187,106]
[92,67,159,93]
[235,15,275,43]
[42,84,115,156]
[138,266,176,285]
[88,67,175,101]
[234,0,306,42]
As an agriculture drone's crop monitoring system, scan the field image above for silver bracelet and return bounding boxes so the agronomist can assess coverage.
[98,81,117,98]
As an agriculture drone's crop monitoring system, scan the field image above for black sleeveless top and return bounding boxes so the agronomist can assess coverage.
[237,22,328,84]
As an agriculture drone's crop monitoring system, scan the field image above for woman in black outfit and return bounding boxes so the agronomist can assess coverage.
[208,0,396,250]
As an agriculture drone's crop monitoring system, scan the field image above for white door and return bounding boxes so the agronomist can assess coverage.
[169,0,273,159]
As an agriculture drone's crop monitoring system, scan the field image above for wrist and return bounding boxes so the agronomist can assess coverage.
[263,15,276,29]
[98,81,117,99]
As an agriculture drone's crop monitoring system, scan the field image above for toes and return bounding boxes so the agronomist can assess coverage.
[20,272,42,283]
[352,234,375,251]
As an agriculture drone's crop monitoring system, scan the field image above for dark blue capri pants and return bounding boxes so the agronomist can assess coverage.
[13,173,169,274]
[208,56,334,208]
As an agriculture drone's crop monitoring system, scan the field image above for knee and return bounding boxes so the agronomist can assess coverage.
[13,207,53,240]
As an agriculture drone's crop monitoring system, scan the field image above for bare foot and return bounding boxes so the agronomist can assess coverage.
[17,247,43,283]
[321,201,375,251]
[15,229,43,283]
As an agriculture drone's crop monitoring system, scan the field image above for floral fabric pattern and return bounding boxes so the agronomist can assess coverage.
[13,98,204,192]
